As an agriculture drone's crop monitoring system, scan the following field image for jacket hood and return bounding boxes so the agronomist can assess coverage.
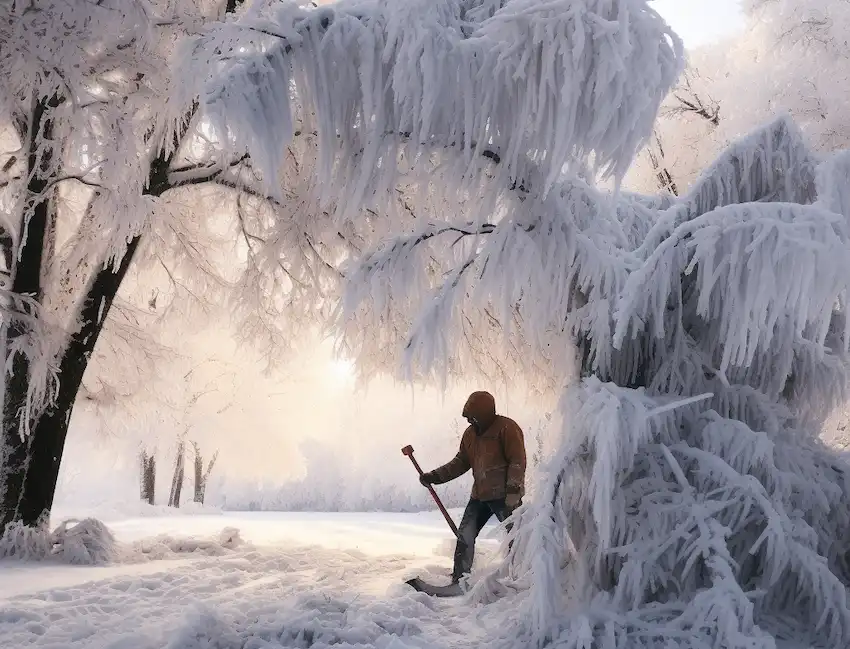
[462,391,497,430]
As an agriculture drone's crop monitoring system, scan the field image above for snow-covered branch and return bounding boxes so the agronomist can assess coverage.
[175,0,683,218]
[475,378,850,648]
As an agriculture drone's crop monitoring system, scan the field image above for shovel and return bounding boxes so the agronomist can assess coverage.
[402,445,460,539]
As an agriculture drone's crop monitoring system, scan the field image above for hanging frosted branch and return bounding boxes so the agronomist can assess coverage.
[682,115,817,213]
[173,0,684,217]
[638,115,818,256]
[616,202,850,395]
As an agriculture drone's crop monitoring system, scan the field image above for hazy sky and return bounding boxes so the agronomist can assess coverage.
[653,0,744,47]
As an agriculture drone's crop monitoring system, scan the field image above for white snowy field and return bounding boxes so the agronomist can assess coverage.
[0,509,512,649]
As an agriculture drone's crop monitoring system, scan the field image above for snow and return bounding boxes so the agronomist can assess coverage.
[0,510,507,648]
[4,0,850,647]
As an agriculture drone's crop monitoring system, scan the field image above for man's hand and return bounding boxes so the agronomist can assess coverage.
[505,484,522,511]
[505,491,522,511]
[419,471,435,487]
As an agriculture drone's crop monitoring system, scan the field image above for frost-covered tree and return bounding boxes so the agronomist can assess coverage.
[0,0,294,528]
[0,0,164,529]
[178,0,850,645]
[628,0,850,195]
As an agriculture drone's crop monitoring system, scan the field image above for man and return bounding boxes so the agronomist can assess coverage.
[419,390,526,584]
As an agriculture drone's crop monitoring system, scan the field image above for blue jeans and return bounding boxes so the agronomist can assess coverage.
[452,498,513,582]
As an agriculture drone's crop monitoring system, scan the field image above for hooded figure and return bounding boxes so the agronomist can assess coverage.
[420,391,526,584]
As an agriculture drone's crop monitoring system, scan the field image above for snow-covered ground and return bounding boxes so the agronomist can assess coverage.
[0,509,510,648]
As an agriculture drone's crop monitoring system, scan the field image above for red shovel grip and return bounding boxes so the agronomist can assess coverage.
[402,445,459,538]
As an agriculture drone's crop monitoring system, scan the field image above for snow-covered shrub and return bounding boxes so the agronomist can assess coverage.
[0,517,246,564]
[0,517,116,564]
[50,518,118,565]
[476,378,850,648]
[0,520,53,561]
[464,119,850,648]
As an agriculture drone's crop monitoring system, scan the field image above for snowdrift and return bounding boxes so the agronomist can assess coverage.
[0,517,243,565]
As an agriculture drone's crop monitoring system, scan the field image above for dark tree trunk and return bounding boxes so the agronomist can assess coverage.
[1,95,61,528]
[168,439,185,508]
[192,443,204,504]
[14,235,142,525]
[2,352,35,527]
[193,453,204,504]
[140,451,156,505]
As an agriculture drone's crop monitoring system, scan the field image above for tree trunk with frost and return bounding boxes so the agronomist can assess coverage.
[12,236,143,526]
[139,450,156,506]
[3,154,178,528]
[1,96,58,528]
[191,441,218,505]
[168,438,185,508]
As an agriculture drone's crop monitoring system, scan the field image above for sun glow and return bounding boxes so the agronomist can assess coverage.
[328,357,355,383]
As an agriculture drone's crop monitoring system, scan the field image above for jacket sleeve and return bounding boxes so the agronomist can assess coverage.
[430,433,471,484]
[502,421,526,494]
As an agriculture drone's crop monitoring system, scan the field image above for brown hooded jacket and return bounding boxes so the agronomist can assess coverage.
[429,391,526,502]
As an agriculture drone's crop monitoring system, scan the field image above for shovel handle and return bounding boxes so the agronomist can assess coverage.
[402,445,460,539]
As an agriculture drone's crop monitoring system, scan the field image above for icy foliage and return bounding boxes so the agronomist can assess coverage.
[0,519,53,561]
[677,116,817,218]
[50,518,118,564]
[627,0,850,196]
[476,379,850,648]
[176,0,683,216]
[462,122,850,648]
